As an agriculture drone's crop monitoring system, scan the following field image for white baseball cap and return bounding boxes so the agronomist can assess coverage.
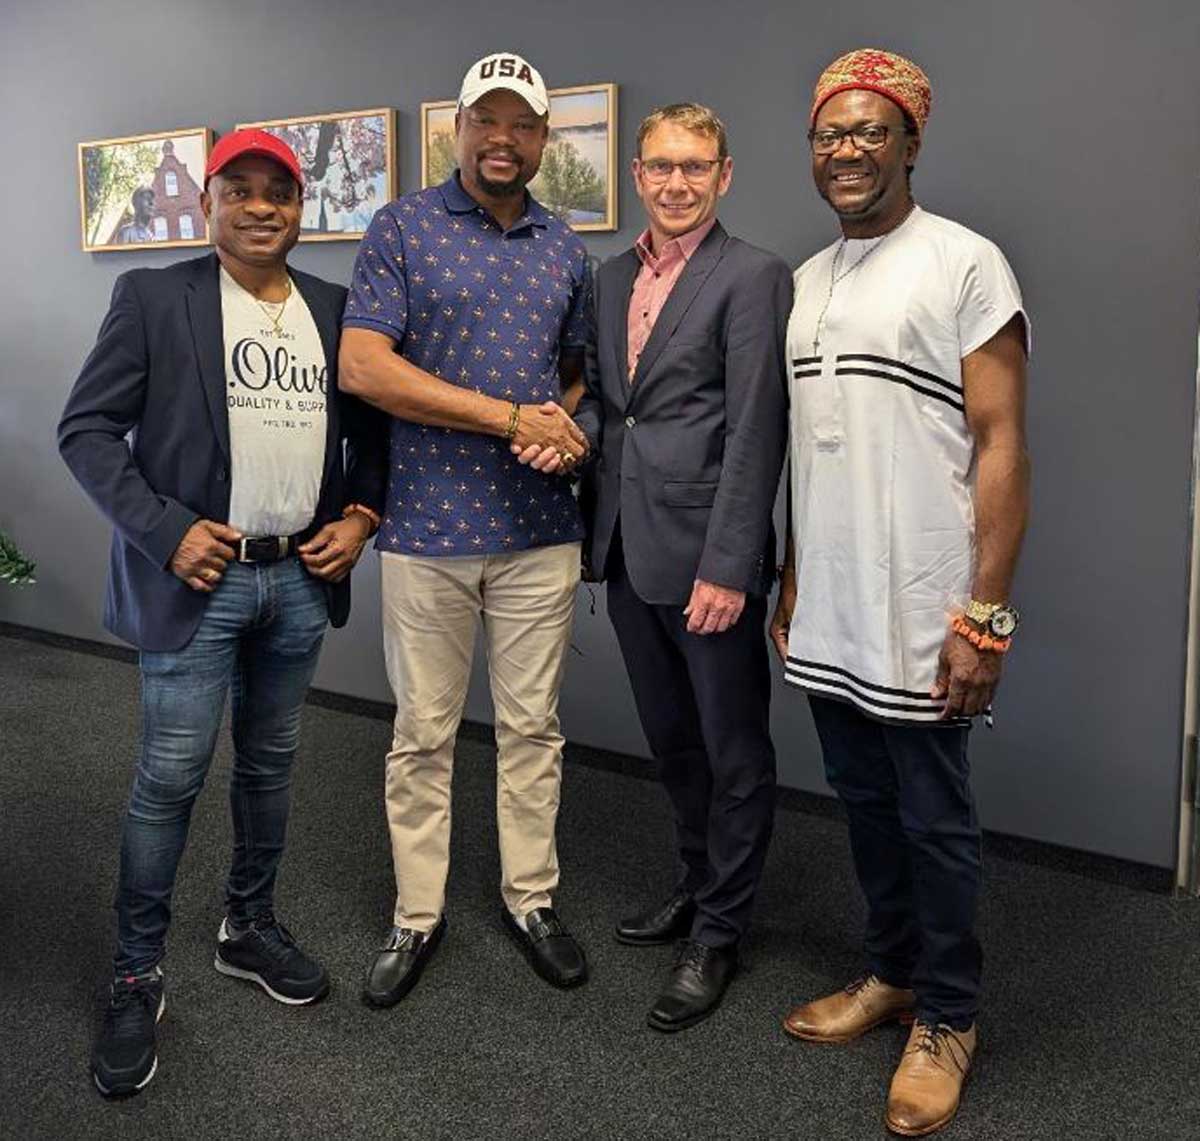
[458,52,549,117]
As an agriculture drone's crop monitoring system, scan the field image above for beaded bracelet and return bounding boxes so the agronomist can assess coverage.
[343,502,381,534]
[952,615,1011,655]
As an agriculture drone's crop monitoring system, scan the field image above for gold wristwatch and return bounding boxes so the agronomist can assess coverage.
[964,599,1020,638]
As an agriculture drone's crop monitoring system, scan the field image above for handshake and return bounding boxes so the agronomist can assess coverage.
[508,400,589,475]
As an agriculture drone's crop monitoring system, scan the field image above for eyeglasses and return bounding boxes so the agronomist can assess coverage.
[638,158,722,183]
[808,124,898,155]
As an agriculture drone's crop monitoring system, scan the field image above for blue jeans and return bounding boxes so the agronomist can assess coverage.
[113,558,327,975]
[808,695,982,1028]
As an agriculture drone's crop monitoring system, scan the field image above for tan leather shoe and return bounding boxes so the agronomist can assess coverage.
[782,974,916,1043]
[885,1020,977,1137]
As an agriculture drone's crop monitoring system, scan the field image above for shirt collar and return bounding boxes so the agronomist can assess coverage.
[439,172,479,214]
[520,193,553,229]
[634,217,717,269]
[439,171,550,230]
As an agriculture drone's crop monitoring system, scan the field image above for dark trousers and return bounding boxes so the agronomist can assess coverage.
[808,694,982,1028]
[606,537,776,948]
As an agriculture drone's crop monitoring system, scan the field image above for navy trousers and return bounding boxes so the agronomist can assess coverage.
[808,695,982,1028]
[606,534,777,948]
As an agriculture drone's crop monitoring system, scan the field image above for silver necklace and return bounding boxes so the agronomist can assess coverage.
[811,204,915,355]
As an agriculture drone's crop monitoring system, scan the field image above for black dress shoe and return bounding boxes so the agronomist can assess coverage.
[362,916,446,1007]
[615,888,696,946]
[501,907,588,989]
[646,939,737,1032]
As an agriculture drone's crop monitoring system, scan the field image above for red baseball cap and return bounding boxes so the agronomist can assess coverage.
[205,128,304,187]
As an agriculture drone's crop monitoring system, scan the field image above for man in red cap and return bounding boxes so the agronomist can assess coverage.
[60,128,387,1097]
[773,49,1030,1136]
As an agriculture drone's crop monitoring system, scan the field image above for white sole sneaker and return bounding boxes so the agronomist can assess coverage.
[214,919,328,1005]
[212,955,323,1005]
[92,992,165,1096]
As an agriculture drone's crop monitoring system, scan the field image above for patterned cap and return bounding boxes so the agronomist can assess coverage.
[811,48,932,132]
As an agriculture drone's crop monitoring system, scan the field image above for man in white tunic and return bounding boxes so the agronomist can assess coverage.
[772,50,1029,1137]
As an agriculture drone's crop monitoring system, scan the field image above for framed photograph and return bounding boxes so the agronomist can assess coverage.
[421,83,618,232]
[78,127,212,252]
[237,108,396,241]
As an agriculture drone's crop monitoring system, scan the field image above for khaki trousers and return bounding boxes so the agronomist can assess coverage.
[380,543,581,931]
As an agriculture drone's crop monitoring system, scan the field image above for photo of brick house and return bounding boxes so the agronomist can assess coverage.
[147,138,205,242]
[105,139,205,244]
[80,127,211,252]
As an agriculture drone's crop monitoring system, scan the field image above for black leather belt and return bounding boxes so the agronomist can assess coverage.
[236,533,301,563]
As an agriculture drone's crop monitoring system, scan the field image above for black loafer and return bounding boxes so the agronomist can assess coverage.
[502,907,588,989]
[615,888,696,946]
[362,916,446,1007]
[647,939,737,1032]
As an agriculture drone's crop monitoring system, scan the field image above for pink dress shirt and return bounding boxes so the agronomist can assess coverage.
[627,219,717,380]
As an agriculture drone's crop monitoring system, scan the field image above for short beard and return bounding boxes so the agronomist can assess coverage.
[819,182,886,219]
[476,170,525,198]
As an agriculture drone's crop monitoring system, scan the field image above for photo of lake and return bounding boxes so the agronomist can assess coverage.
[422,83,617,231]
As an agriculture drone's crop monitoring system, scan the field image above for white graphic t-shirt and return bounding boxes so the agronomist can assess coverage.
[220,267,328,536]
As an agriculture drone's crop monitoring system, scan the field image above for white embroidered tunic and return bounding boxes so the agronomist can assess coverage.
[784,207,1027,722]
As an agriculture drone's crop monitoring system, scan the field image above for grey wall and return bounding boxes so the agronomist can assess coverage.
[2,0,1197,868]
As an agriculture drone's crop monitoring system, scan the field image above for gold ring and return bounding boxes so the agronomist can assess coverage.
[562,451,575,464]
[205,568,217,581]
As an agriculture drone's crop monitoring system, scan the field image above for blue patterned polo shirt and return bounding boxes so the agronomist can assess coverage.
[343,173,591,556]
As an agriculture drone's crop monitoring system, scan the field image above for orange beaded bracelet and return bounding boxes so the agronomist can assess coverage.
[343,502,381,534]
[952,615,1011,654]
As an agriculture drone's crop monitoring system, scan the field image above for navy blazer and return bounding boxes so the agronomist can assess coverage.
[59,253,387,652]
[575,223,792,604]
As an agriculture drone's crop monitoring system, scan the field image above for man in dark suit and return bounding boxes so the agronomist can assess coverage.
[59,129,386,1097]
[522,103,790,1030]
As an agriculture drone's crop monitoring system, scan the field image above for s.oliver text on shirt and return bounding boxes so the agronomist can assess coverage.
[229,337,328,394]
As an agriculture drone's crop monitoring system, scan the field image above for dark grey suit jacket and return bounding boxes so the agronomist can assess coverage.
[59,254,387,652]
[575,222,792,604]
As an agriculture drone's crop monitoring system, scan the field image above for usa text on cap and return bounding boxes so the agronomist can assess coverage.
[458,52,549,117]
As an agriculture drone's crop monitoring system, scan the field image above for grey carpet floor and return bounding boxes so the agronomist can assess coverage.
[3,633,1200,1141]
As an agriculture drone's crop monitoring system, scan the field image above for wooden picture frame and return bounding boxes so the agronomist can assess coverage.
[78,127,213,253]
[421,83,618,232]
[237,108,396,241]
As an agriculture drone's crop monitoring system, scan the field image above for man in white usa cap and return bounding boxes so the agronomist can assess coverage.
[340,51,594,1005]
[459,50,550,116]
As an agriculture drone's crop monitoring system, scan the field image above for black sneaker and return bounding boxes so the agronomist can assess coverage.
[91,967,165,1097]
[214,914,330,1005]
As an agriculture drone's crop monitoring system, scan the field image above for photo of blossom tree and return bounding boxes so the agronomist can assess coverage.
[422,83,618,232]
[238,109,395,241]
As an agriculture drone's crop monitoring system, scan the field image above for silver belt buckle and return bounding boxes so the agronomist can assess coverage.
[277,535,288,559]
[238,537,250,562]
